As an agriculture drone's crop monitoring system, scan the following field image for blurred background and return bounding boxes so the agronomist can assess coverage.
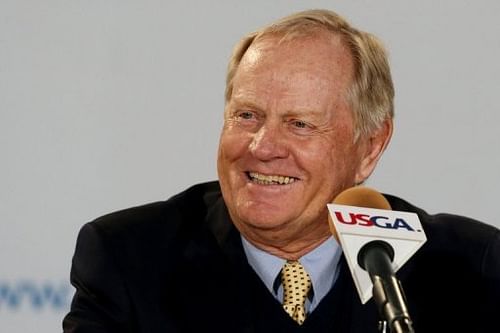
[1,1,499,331]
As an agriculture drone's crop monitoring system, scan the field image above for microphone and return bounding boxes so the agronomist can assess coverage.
[328,187,426,333]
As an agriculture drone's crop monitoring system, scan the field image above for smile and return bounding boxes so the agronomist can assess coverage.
[247,172,298,185]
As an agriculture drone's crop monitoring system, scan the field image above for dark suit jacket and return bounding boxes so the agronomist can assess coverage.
[63,181,500,332]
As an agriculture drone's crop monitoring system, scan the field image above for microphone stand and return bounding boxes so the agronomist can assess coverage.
[358,241,415,333]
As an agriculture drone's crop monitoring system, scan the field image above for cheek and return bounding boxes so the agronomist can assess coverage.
[300,134,358,183]
[218,128,251,170]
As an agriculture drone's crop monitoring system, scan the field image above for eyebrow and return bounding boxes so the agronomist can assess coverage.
[236,96,332,116]
[229,97,264,112]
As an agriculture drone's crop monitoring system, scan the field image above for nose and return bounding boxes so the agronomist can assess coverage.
[249,122,289,161]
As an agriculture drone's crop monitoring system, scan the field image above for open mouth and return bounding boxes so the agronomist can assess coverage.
[246,172,298,185]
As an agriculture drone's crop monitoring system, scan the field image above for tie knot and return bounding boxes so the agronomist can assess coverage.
[281,260,312,325]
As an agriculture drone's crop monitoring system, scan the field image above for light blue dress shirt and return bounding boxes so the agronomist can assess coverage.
[241,236,343,313]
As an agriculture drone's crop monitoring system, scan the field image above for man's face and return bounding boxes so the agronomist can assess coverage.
[217,34,370,243]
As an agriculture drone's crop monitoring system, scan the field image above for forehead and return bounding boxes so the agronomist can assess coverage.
[230,33,354,113]
[248,32,351,71]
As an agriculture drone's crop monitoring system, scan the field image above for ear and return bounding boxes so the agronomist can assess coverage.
[354,119,393,184]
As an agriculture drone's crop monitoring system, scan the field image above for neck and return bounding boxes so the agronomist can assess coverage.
[237,220,332,260]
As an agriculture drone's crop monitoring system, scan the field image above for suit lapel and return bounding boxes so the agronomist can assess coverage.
[196,196,382,333]
[173,196,257,332]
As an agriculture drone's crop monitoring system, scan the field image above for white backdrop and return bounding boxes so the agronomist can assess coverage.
[1,1,499,332]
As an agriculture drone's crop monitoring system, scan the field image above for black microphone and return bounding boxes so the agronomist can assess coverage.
[332,187,416,333]
[358,240,414,333]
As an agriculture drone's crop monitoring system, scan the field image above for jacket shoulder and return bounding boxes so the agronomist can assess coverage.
[385,193,498,244]
[87,181,222,241]
[385,193,500,273]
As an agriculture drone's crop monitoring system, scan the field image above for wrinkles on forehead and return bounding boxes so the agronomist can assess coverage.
[244,34,351,87]
[228,33,354,120]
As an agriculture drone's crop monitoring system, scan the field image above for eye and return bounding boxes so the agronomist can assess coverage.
[230,110,260,130]
[238,111,255,120]
[292,120,308,129]
[287,118,317,136]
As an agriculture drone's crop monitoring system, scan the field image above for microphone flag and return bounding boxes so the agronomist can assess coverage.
[327,203,427,303]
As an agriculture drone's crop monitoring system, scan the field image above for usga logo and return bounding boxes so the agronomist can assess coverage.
[332,211,420,232]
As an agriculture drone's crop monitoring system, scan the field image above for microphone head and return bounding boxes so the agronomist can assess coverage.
[327,186,427,304]
[333,186,391,210]
[329,186,391,239]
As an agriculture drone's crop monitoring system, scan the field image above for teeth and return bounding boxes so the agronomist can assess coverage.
[248,172,297,185]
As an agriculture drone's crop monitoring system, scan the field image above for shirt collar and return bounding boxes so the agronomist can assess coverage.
[241,235,342,309]
[300,236,342,308]
[241,236,284,295]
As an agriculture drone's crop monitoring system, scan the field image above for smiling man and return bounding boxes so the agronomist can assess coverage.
[64,9,500,333]
[217,27,391,260]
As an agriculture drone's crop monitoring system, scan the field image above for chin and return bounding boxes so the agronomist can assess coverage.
[235,207,296,231]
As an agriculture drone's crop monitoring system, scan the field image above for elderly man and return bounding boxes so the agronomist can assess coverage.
[63,9,500,333]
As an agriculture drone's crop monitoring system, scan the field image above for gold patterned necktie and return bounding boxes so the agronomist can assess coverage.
[281,260,312,325]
